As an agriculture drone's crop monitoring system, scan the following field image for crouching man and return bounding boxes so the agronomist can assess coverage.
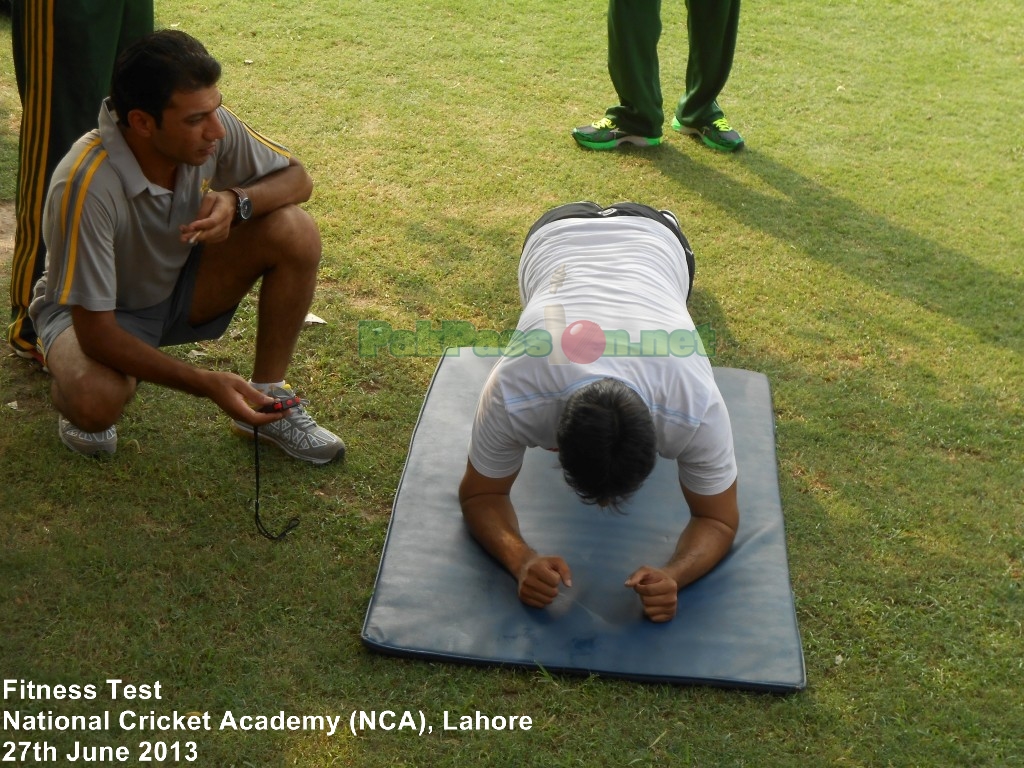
[29,30,343,463]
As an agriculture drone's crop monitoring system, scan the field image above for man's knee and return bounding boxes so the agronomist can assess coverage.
[259,205,321,269]
[52,374,135,431]
[47,332,136,430]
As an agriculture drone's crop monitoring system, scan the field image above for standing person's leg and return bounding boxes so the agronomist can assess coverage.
[672,0,744,151]
[116,0,155,55]
[606,0,664,136]
[571,0,664,150]
[7,0,154,360]
[9,0,61,361]
[53,3,152,153]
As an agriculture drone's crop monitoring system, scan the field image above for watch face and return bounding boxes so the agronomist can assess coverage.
[239,196,253,220]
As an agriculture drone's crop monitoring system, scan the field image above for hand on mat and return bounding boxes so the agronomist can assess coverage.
[517,555,572,608]
[625,567,679,623]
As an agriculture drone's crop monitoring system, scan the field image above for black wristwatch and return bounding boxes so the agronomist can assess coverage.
[231,187,253,222]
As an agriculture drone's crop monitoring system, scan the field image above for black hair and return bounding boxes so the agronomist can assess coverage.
[556,378,657,509]
[110,30,222,128]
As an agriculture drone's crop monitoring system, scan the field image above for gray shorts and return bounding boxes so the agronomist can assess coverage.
[36,247,238,357]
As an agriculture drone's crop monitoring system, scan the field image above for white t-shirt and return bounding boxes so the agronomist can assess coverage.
[468,214,737,496]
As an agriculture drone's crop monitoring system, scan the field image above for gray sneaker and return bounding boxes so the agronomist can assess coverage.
[231,385,345,465]
[58,416,117,456]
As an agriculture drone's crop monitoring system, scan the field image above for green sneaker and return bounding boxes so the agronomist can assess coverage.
[672,116,744,152]
[231,385,345,465]
[571,117,662,151]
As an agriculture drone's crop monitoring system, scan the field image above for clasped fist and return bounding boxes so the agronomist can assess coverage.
[515,558,679,623]
[624,566,679,623]
[516,555,572,608]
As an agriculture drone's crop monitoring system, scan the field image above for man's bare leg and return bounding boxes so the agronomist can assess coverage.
[46,324,137,433]
[189,204,321,383]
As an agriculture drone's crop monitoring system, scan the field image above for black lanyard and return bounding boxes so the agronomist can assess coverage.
[252,424,300,541]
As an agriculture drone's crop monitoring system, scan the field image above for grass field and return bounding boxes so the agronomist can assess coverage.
[1,1,1021,765]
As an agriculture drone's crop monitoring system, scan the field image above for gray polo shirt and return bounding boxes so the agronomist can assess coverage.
[29,98,291,329]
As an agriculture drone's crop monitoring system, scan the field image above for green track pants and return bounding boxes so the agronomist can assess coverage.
[8,0,153,354]
[605,0,741,137]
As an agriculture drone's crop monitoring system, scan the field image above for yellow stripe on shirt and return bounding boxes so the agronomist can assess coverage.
[59,136,105,240]
[221,105,292,158]
[58,147,109,305]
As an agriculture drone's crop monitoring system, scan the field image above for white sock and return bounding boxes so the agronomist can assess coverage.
[250,380,286,394]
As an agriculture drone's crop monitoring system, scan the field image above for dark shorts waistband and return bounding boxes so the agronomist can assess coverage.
[524,201,696,299]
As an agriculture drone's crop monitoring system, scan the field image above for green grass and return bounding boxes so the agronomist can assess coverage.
[2,1,1022,765]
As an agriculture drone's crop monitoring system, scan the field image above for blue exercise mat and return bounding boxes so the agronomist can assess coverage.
[361,351,806,692]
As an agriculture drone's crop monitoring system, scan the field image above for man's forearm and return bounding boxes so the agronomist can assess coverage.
[243,160,312,216]
[74,309,212,396]
[664,480,740,589]
[662,515,737,589]
[460,495,536,578]
[458,462,531,577]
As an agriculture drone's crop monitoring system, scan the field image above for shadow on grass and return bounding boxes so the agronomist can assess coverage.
[649,144,1022,356]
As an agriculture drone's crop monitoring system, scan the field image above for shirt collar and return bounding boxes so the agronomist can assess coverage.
[99,98,173,198]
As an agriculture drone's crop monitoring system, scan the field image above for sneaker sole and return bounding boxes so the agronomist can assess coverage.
[231,421,345,466]
[671,118,744,153]
[58,423,117,456]
[60,437,117,456]
[572,132,663,151]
